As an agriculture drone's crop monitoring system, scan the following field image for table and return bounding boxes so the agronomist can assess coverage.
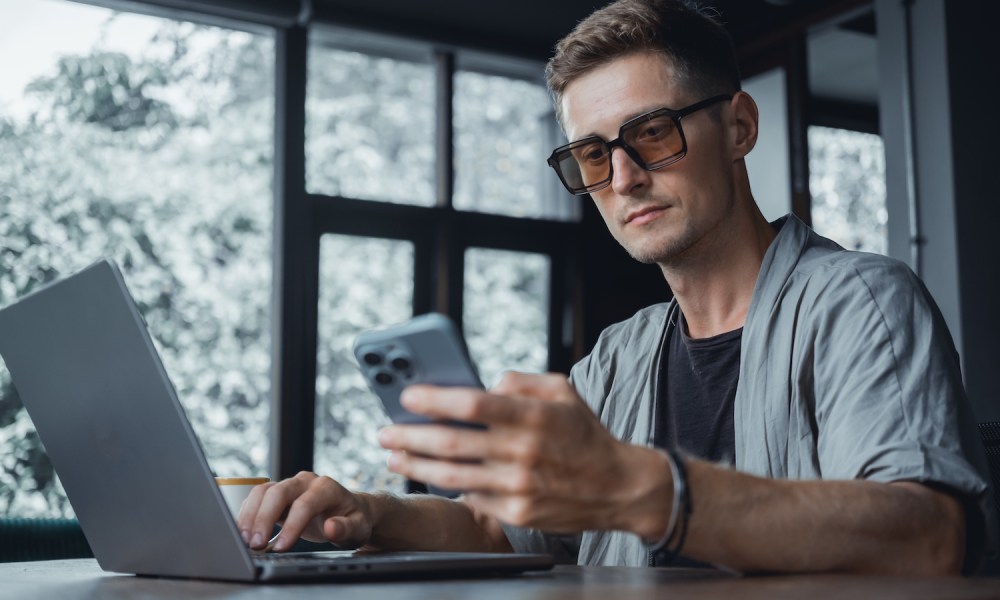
[4,559,1000,599]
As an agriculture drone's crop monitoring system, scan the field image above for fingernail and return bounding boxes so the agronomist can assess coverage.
[387,453,400,470]
[250,532,263,548]
[272,536,287,552]
[378,428,393,446]
[400,389,416,407]
[241,530,250,544]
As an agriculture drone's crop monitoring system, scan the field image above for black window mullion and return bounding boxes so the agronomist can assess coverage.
[446,218,466,332]
[412,234,434,317]
[547,249,578,374]
[436,51,455,210]
[786,36,812,227]
[272,24,316,479]
[433,50,463,328]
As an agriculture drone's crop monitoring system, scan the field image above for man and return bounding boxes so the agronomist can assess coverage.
[239,0,993,574]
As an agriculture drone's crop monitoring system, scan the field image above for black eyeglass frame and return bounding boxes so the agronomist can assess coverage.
[546,94,733,196]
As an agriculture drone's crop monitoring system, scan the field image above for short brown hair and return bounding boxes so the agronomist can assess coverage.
[546,0,740,122]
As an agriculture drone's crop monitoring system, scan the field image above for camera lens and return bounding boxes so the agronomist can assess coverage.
[374,371,394,385]
[390,356,411,371]
[363,352,383,366]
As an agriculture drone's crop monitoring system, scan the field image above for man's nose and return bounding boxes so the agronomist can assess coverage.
[609,146,649,196]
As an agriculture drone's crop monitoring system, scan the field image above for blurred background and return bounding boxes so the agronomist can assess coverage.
[0,0,996,521]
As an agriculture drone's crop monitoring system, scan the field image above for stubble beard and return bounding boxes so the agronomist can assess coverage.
[618,219,701,266]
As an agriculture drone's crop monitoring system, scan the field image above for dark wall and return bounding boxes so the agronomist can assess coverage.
[946,1,1000,420]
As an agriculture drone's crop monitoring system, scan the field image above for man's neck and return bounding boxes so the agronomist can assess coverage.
[660,203,776,339]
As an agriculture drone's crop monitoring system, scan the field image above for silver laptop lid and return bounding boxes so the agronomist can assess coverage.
[0,259,256,581]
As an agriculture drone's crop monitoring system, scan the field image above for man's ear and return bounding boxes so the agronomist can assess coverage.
[730,91,759,160]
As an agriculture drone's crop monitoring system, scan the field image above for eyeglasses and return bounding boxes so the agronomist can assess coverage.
[546,94,732,196]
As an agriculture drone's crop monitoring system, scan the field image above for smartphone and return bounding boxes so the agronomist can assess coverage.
[353,313,484,426]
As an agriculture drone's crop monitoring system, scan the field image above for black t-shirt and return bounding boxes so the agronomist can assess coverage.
[651,312,741,567]
[656,312,741,464]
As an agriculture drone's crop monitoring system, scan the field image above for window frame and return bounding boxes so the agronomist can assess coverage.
[273,26,582,479]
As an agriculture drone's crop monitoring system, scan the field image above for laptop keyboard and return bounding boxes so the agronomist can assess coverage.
[254,551,357,564]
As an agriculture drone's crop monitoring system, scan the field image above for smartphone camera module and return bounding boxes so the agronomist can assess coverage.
[389,356,411,371]
[386,351,415,382]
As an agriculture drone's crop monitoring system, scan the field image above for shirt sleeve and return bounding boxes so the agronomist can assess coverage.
[806,256,995,566]
[808,259,982,487]
[498,524,581,564]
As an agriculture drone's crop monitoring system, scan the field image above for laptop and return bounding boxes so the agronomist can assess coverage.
[0,259,553,582]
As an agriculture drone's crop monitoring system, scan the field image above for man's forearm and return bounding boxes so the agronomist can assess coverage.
[360,492,514,553]
[625,448,965,574]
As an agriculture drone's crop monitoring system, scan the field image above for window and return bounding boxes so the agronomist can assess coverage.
[0,9,578,507]
[0,1,274,516]
[314,235,412,492]
[306,46,435,205]
[463,248,550,387]
[454,70,566,220]
[299,35,575,485]
[808,126,887,254]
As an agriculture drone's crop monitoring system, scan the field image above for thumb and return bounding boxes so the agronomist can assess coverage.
[323,514,370,549]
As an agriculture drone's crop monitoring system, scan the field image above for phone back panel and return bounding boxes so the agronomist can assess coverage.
[353,314,482,425]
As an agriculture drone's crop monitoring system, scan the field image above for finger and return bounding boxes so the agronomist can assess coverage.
[378,424,494,460]
[236,481,275,542]
[491,371,574,402]
[270,476,346,551]
[493,373,606,434]
[388,452,532,495]
[322,514,369,549]
[249,472,313,549]
[400,385,527,425]
[381,423,536,464]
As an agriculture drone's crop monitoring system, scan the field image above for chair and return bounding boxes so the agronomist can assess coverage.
[978,421,1000,527]
[0,518,93,563]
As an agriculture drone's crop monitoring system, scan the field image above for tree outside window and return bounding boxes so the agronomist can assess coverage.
[0,2,274,517]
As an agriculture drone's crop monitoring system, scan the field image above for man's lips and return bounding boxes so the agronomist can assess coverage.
[624,205,670,226]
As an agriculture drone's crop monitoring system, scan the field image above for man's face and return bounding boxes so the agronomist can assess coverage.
[560,52,736,265]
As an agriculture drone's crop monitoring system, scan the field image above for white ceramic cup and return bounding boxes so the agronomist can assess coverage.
[215,477,270,519]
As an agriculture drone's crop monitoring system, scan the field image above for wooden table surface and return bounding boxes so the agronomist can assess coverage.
[4,558,1000,599]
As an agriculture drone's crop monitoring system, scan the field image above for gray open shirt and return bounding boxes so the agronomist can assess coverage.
[501,215,995,570]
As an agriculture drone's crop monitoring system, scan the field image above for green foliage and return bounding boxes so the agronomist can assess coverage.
[305,47,436,205]
[0,18,274,517]
[808,126,887,254]
[26,52,177,133]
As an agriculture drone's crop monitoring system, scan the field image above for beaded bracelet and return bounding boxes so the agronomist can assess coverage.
[645,448,684,554]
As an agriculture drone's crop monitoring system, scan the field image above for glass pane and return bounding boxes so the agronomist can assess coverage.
[315,235,412,493]
[0,1,274,517]
[454,70,572,220]
[463,248,550,388]
[809,126,887,254]
[307,44,435,205]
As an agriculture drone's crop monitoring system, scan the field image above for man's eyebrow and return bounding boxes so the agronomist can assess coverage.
[568,132,605,144]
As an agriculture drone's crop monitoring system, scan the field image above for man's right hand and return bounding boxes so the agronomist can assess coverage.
[236,471,374,553]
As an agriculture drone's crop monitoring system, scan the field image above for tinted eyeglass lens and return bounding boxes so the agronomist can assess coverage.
[565,140,612,190]
[622,114,683,168]
[553,113,685,194]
